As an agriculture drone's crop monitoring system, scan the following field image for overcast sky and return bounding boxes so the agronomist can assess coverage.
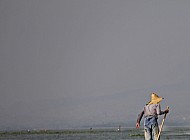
[1,0,190,129]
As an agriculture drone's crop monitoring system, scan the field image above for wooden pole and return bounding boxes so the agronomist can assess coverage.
[157,106,169,140]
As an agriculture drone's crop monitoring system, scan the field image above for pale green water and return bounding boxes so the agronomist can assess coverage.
[0,127,189,140]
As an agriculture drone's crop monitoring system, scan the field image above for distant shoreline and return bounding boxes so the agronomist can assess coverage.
[0,126,190,134]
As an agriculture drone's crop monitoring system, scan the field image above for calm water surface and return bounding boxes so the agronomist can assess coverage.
[0,127,189,140]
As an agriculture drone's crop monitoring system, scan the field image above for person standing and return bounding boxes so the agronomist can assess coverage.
[136,93,169,140]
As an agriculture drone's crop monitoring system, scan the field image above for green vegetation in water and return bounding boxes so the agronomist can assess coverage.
[129,133,144,137]
[0,129,118,135]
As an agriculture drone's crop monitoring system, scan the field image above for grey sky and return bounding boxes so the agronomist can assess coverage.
[1,0,190,129]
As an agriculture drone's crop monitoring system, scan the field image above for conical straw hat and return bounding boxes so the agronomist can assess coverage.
[148,93,163,105]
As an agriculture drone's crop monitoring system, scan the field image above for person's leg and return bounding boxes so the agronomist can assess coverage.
[144,125,152,140]
[152,123,159,140]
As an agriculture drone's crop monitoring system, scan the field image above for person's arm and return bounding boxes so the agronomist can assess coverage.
[136,110,144,128]
[156,104,169,115]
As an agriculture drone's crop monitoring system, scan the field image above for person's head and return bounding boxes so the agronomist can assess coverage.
[148,93,163,105]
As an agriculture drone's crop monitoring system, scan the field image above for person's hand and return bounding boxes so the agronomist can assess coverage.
[164,108,169,114]
[136,123,140,128]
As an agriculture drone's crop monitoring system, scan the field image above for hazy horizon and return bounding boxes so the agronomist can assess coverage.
[1,0,190,130]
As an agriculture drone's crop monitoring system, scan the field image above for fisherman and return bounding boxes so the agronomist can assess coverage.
[136,93,169,140]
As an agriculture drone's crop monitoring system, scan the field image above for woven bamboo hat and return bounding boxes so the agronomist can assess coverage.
[148,93,163,105]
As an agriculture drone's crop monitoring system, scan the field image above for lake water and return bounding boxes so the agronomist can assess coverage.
[0,127,190,140]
